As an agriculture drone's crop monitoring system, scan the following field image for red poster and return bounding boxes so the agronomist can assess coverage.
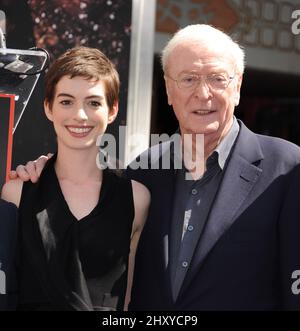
[0,94,15,187]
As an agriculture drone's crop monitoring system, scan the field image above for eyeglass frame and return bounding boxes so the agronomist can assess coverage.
[165,71,236,91]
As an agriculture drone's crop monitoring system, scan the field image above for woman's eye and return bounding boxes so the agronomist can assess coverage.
[60,100,72,106]
[89,100,101,107]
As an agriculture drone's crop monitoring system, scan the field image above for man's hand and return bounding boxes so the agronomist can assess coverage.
[9,153,53,183]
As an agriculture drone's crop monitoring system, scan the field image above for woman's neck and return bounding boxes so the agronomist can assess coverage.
[55,145,102,184]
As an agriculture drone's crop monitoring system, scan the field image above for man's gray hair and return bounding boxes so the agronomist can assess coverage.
[161,24,245,75]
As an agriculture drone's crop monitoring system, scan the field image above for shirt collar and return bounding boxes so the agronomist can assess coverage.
[170,117,240,171]
[213,116,239,170]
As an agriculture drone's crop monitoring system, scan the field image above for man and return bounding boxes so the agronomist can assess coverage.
[0,199,18,310]
[126,24,300,310]
[14,24,300,310]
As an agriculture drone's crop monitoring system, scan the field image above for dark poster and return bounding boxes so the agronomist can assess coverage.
[0,94,14,188]
[0,0,132,166]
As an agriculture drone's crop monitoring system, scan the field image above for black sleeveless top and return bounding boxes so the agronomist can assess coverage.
[18,155,134,311]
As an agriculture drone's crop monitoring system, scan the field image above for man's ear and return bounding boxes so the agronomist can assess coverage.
[44,101,53,122]
[234,74,243,106]
[164,75,173,106]
[108,102,119,124]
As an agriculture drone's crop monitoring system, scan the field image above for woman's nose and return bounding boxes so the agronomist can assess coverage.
[75,106,88,121]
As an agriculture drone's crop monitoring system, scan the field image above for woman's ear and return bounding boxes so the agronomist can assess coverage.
[44,100,53,122]
[108,102,119,124]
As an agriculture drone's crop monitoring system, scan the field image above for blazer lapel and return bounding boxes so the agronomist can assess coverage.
[178,122,264,297]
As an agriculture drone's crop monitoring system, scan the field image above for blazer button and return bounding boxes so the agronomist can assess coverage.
[182,261,189,268]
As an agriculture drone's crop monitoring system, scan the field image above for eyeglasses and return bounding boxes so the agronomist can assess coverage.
[166,72,235,91]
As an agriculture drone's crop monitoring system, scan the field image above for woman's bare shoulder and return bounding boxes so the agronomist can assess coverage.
[1,178,24,207]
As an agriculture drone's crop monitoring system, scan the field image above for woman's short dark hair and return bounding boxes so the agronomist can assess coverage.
[45,46,120,110]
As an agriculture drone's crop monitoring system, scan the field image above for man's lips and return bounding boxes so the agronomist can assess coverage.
[192,109,216,115]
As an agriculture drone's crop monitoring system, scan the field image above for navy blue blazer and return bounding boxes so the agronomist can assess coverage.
[126,121,300,310]
[0,199,18,310]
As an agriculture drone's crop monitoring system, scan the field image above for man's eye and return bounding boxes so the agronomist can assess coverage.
[181,76,197,83]
[209,75,227,82]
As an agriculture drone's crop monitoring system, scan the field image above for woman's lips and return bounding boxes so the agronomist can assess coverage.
[65,125,94,137]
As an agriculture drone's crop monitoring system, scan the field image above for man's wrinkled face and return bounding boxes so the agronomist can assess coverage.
[165,41,242,145]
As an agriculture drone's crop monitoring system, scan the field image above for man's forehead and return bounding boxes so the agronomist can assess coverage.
[168,43,235,74]
[173,41,233,58]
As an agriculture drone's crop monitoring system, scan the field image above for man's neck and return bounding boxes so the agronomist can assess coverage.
[180,118,234,180]
[203,120,233,160]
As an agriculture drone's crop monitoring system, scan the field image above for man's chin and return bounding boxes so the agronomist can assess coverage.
[187,123,220,136]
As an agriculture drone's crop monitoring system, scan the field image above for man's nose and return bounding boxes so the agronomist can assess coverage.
[193,77,212,99]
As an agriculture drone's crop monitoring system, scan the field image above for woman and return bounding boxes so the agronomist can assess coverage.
[1,47,150,311]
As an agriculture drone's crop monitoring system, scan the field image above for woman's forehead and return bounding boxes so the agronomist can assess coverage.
[54,76,106,97]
